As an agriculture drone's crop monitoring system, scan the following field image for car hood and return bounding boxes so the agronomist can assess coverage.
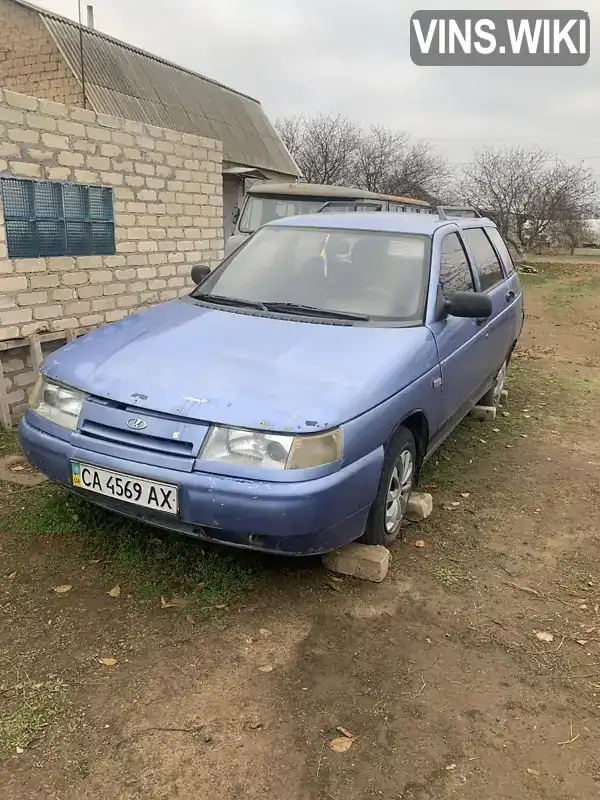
[43,299,438,433]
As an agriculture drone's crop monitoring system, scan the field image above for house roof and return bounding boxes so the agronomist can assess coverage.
[11,0,299,177]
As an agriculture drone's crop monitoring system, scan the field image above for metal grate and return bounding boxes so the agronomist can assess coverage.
[34,181,62,219]
[91,222,115,254]
[2,178,34,218]
[66,221,91,256]
[63,182,88,219]
[1,177,115,259]
[4,219,36,259]
[38,220,66,257]
[88,186,113,220]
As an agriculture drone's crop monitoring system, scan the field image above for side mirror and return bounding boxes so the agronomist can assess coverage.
[232,207,240,224]
[191,264,211,285]
[445,291,492,319]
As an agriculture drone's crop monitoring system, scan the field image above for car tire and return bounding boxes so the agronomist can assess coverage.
[361,426,416,547]
[480,359,508,408]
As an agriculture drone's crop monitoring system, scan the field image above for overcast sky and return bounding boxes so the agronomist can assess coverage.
[35,0,599,178]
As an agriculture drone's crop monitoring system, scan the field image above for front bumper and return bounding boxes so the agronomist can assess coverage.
[19,414,383,556]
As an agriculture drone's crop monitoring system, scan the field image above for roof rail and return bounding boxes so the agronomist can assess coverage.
[316,200,384,213]
[437,206,482,219]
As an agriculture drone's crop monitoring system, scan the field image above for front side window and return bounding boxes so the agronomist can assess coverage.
[462,227,505,291]
[439,233,475,299]
[1,177,115,259]
[195,225,431,323]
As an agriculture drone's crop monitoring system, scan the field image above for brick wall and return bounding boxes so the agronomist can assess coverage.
[0,0,84,107]
[0,88,223,419]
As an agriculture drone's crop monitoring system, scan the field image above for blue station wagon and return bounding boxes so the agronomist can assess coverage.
[20,209,524,555]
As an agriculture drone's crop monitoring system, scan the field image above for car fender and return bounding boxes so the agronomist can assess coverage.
[340,361,442,470]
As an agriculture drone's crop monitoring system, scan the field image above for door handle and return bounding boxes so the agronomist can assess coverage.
[505,289,516,302]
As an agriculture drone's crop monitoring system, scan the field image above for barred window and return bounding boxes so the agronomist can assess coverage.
[1,178,115,259]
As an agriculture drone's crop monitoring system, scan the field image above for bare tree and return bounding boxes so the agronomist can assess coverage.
[275,114,451,200]
[553,216,592,254]
[385,140,451,202]
[460,147,547,251]
[523,162,598,251]
[351,127,450,200]
[460,146,598,252]
[275,113,360,185]
[352,126,407,192]
[274,114,305,163]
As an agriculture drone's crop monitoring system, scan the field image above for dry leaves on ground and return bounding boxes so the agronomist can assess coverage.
[53,584,73,594]
[107,585,121,598]
[97,657,117,666]
[160,595,189,609]
[329,736,354,753]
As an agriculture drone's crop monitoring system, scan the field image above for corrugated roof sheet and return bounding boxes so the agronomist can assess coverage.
[13,0,299,176]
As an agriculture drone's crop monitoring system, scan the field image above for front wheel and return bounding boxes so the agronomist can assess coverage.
[361,426,416,547]
[480,359,508,408]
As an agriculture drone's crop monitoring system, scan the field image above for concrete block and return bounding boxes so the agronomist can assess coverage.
[58,151,84,167]
[405,492,433,522]
[9,161,41,178]
[58,120,86,137]
[322,542,390,583]
[42,133,69,149]
[4,91,38,112]
[26,113,57,132]
[470,404,497,421]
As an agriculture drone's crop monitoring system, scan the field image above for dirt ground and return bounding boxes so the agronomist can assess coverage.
[3,262,600,799]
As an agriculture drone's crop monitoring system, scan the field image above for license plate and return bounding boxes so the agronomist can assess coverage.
[70,461,179,515]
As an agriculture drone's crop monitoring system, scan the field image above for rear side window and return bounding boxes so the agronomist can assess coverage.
[439,233,475,299]
[485,227,516,275]
[462,227,505,291]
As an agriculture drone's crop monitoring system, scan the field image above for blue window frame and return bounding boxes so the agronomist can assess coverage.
[1,177,115,259]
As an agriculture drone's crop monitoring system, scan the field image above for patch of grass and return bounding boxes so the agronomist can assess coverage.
[421,354,595,490]
[0,428,20,457]
[3,485,259,604]
[421,362,529,488]
[432,564,465,588]
[519,271,554,287]
[548,276,600,313]
[0,681,69,753]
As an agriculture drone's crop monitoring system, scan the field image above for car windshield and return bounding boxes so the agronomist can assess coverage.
[238,195,375,233]
[194,225,431,322]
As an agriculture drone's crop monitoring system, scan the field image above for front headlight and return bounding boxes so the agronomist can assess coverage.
[200,426,342,470]
[28,376,86,431]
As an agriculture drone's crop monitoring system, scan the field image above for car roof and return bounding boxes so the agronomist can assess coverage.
[267,211,496,236]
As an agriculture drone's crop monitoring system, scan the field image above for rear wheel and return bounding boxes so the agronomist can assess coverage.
[361,426,416,547]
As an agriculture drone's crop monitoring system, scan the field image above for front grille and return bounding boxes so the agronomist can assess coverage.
[79,419,196,458]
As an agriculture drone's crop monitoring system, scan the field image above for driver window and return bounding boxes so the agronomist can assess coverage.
[439,233,475,300]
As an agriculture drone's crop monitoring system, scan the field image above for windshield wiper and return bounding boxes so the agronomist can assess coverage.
[262,302,370,321]
[194,293,268,311]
